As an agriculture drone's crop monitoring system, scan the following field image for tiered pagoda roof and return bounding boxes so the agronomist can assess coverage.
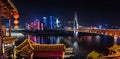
[15,39,34,53]
[33,44,65,51]
[103,44,120,58]
[108,44,120,52]
[15,39,66,57]
[3,36,18,43]
[0,0,18,19]
[87,51,103,59]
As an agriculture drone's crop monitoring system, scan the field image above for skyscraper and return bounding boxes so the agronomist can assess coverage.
[49,16,53,29]
[49,16,56,29]
[43,17,47,28]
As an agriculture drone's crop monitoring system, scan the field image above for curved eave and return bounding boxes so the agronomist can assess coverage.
[33,44,66,52]
[1,0,18,13]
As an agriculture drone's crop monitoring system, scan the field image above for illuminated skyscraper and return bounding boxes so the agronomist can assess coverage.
[49,16,56,29]
[49,16,53,29]
[43,16,60,29]
[56,18,60,28]
[43,17,47,27]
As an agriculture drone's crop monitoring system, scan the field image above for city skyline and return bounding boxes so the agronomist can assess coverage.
[12,0,120,26]
[1,0,120,59]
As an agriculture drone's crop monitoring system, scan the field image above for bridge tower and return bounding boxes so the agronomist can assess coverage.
[73,12,79,38]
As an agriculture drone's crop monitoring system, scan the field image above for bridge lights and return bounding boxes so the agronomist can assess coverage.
[109,33,112,36]
[105,33,108,35]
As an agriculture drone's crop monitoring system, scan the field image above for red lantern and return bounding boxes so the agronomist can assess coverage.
[14,19,19,25]
[14,25,19,29]
[13,13,19,19]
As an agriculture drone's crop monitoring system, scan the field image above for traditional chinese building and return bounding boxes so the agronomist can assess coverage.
[15,39,66,59]
[103,44,120,59]
[87,50,103,59]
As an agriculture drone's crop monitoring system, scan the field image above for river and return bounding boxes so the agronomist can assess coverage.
[12,32,119,59]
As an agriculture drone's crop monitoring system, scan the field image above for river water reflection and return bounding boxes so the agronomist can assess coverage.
[15,33,120,58]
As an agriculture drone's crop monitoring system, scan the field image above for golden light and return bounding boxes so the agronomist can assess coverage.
[14,19,19,25]
[105,33,108,35]
[14,25,19,29]
[13,13,20,19]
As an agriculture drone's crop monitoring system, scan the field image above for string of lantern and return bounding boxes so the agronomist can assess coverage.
[13,13,19,29]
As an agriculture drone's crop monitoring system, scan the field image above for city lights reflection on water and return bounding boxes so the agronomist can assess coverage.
[73,41,78,48]
[95,35,101,44]
[6,32,24,38]
[12,32,118,58]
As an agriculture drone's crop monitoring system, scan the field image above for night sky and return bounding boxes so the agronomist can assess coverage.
[12,0,120,27]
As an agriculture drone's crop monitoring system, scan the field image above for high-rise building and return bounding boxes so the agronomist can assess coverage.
[43,16,62,30]
[43,17,47,28]
[26,19,45,30]
[49,16,53,29]
[56,18,60,28]
[48,16,56,29]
